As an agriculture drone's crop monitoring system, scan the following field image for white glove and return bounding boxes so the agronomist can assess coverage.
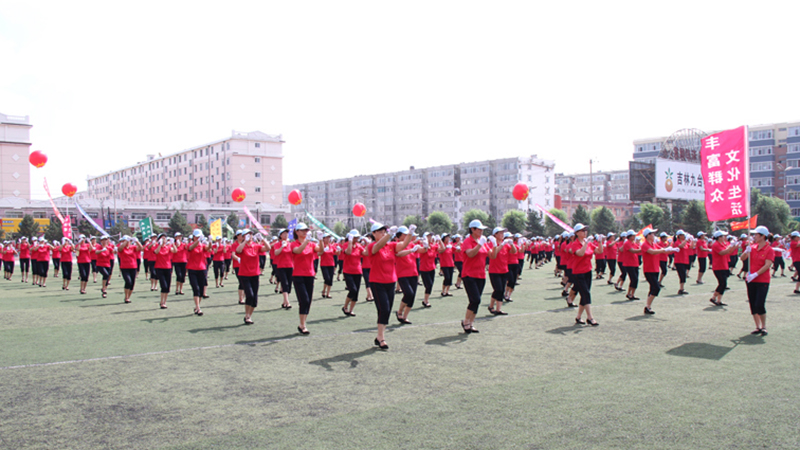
[478,236,487,246]
[310,238,319,244]
[281,240,288,247]
[413,245,421,252]
[446,244,452,249]
[347,234,354,242]
[245,234,252,242]
[316,231,324,239]
[388,226,398,235]
[423,240,430,249]
[743,245,752,255]
[456,245,461,251]
[489,236,497,246]
[745,272,757,283]
[408,224,417,233]
[503,239,512,246]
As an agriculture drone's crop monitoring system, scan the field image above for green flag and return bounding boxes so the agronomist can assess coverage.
[139,217,153,240]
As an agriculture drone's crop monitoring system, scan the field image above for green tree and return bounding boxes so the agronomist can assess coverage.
[0,228,4,240]
[44,216,63,242]
[526,210,545,236]
[77,219,96,238]
[195,213,210,237]
[271,215,288,236]
[622,214,642,232]
[426,211,453,236]
[332,221,347,237]
[544,208,568,237]
[658,204,675,234]
[751,188,791,235]
[227,212,240,230]
[501,210,527,234]
[403,215,423,230]
[680,200,711,235]
[17,215,40,240]
[571,205,591,227]
[108,220,132,238]
[483,214,497,235]
[638,202,664,229]
[168,211,192,236]
[462,209,492,236]
[590,207,617,236]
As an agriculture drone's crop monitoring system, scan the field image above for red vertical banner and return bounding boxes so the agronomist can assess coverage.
[62,216,72,239]
[700,126,750,221]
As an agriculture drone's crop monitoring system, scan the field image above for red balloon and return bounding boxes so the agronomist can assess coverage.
[62,183,78,198]
[352,202,366,217]
[231,188,246,203]
[29,151,48,168]
[512,183,530,201]
[288,189,303,206]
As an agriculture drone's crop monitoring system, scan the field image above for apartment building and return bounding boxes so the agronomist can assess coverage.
[87,130,284,207]
[286,155,555,229]
[0,112,32,200]
[554,169,630,204]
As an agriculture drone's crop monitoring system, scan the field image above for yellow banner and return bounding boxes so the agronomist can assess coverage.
[210,219,222,239]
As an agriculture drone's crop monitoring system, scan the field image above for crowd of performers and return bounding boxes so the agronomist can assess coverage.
[1,220,789,347]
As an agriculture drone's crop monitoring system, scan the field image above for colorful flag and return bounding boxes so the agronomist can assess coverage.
[287,218,298,241]
[139,218,153,240]
[210,219,222,239]
[242,206,269,235]
[304,212,341,239]
[730,215,758,231]
[635,224,654,240]
[62,216,72,240]
[535,203,574,233]
[700,126,749,221]
[75,202,109,237]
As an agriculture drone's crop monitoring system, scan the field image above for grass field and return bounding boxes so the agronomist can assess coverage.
[1,262,799,449]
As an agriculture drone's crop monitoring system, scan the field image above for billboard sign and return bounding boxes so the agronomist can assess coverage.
[655,158,704,201]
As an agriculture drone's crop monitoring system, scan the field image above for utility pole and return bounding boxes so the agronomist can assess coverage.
[589,159,593,211]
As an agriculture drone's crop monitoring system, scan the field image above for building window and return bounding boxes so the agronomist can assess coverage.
[255,143,261,148]
[156,213,171,220]
[752,178,773,187]
[749,146,773,156]
[255,172,261,178]
[260,214,270,225]
[255,186,261,193]
[788,144,800,154]
[749,130,773,141]
[255,157,261,163]
[750,162,773,172]
[788,127,800,137]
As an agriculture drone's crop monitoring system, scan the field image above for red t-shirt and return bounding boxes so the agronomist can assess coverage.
[673,239,690,265]
[658,240,669,262]
[361,246,372,269]
[461,236,488,279]
[603,241,618,260]
[2,247,14,261]
[274,241,294,269]
[154,245,174,269]
[95,244,112,268]
[172,242,188,263]
[453,243,464,263]
[320,243,336,267]
[60,245,73,262]
[711,241,730,271]
[641,241,660,273]
[187,243,208,271]
[213,244,226,261]
[51,246,61,260]
[37,244,51,261]
[419,245,438,272]
[396,251,418,278]
[488,244,509,274]
[697,240,710,258]
[19,242,30,259]
[621,240,639,267]
[119,245,139,269]
[77,243,92,263]
[237,243,264,277]
[569,240,594,274]
[439,245,454,267]
[516,244,525,261]
[291,241,317,277]
[749,243,774,283]
[367,241,398,284]
[223,244,233,260]
[342,244,364,275]
[790,239,800,262]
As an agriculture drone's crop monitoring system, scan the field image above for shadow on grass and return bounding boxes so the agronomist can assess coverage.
[188,324,246,334]
[625,314,666,322]
[307,315,349,325]
[425,334,469,347]
[703,306,727,312]
[546,325,586,336]
[309,347,381,371]
[610,299,637,305]
[141,314,194,323]
[236,333,300,346]
[663,337,763,360]
[544,296,566,301]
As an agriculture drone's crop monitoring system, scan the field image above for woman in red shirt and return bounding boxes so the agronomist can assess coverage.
[95,236,115,298]
[394,226,424,324]
[790,231,800,293]
[452,235,464,289]
[604,233,618,285]
[231,232,245,304]
[368,222,413,349]
[153,234,178,308]
[487,227,512,315]
[2,241,17,280]
[695,232,710,284]
[641,229,674,315]
[118,236,143,303]
[236,230,269,324]
[503,232,520,302]
[341,231,366,316]
[291,223,320,335]
[51,240,62,279]
[76,236,93,294]
[318,234,337,299]
[740,226,774,335]
[187,230,210,315]
[619,230,641,300]
[273,229,293,309]
[223,238,233,281]
[672,230,691,295]
[32,238,52,287]
[418,233,439,308]
[570,224,597,325]
[60,238,74,290]
[360,235,374,302]
[212,237,227,288]
[438,234,456,297]
[172,233,188,296]
[18,237,30,283]
[658,233,671,285]
[709,230,738,306]
[460,220,489,333]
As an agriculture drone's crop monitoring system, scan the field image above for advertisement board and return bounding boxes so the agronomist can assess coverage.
[655,159,704,201]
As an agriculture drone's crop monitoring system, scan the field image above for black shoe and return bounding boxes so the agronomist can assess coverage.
[587,319,599,326]
[630,296,640,301]
[561,290,569,297]
[750,328,762,335]
[422,302,431,308]
[492,310,508,315]
[760,329,768,336]
[659,284,664,288]
[461,320,471,333]
[644,307,655,315]
[244,317,253,325]
[575,318,585,325]
[794,290,800,294]
[297,326,310,335]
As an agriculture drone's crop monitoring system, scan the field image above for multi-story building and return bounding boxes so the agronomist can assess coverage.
[87,130,284,207]
[286,155,555,229]
[632,122,800,216]
[0,112,32,200]
[554,169,630,204]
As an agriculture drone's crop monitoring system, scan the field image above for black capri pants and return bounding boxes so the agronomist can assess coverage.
[240,275,260,307]
[793,261,800,274]
[746,281,768,315]
[277,267,293,294]
[188,269,207,298]
[20,258,30,273]
[462,276,485,313]
[489,272,507,302]
[624,266,639,289]
[362,268,371,289]
[3,260,13,274]
[397,276,418,307]
[293,276,314,315]
[572,271,592,305]
[773,256,784,271]
[595,259,606,274]
[506,264,518,289]
[645,271,660,297]
[730,254,739,269]
[321,265,335,286]
[97,265,111,282]
[741,258,749,272]
[698,257,707,274]
[606,259,616,277]
[454,261,463,277]
[675,263,689,284]
[420,270,435,295]
[91,260,97,274]
[660,260,668,278]
[371,282,396,325]
[713,269,729,295]
[173,262,187,284]
[121,268,137,290]
[344,273,362,301]
[157,267,173,293]
[61,261,72,280]
[441,266,454,287]
[78,262,90,282]
[39,261,50,278]
[148,261,157,280]
[213,260,225,280]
